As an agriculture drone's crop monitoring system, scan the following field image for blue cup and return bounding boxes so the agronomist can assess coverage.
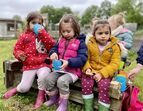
[33,23,42,35]
[115,76,127,92]
[52,60,62,70]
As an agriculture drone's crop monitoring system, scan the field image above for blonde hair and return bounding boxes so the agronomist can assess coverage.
[109,13,126,28]
[91,17,100,26]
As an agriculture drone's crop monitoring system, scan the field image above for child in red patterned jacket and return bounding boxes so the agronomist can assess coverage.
[3,11,55,109]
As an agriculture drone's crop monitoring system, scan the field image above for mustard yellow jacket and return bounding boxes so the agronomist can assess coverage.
[83,36,121,78]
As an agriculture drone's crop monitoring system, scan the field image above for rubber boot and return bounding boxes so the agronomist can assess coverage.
[83,98,94,111]
[3,87,17,99]
[33,90,45,109]
[44,93,59,106]
[98,103,109,111]
[56,94,69,111]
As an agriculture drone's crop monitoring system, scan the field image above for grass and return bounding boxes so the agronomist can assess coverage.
[0,38,143,110]
[134,29,143,39]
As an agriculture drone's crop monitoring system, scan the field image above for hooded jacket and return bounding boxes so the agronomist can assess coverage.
[112,26,133,50]
[13,29,55,71]
[83,36,121,78]
[49,34,88,77]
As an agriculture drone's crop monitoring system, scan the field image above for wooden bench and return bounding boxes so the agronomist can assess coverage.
[3,59,122,111]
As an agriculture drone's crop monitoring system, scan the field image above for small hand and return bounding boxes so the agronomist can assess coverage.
[93,73,102,82]
[128,68,140,80]
[85,68,93,76]
[19,53,27,61]
[119,41,126,46]
[50,53,58,60]
[60,59,68,70]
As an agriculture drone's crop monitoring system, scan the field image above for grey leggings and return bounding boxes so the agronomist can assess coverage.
[45,71,78,95]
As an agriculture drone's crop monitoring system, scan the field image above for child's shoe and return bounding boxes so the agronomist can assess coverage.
[33,90,45,109]
[3,87,17,99]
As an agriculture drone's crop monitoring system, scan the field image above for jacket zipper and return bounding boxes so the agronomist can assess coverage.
[61,40,69,59]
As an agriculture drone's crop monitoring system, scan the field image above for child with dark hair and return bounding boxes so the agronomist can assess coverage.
[3,11,55,109]
[82,20,121,111]
[44,14,87,111]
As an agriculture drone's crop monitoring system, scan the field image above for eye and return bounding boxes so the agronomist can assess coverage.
[97,32,103,35]
[32,21,36,24]
[31,21,42,25]
[105,31,110,35]
[67,30,71,33]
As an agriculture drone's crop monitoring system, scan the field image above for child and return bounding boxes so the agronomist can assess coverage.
[81,20,121,111]
[44,14,87,111]
[85,17,99,44]
[128,43,143,80]
[108,13,133,62]
[3,11,55,109]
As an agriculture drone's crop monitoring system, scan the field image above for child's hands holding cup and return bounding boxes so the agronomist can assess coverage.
[33,23,43,35]
[50,53,58,60]
[60,59,68,70]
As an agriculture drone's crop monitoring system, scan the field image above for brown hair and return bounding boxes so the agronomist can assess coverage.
[25,11,44,32]
[92,20,111,36]
[59,14,80,38]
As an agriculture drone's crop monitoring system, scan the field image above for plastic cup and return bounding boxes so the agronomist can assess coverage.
[52,60,62,70]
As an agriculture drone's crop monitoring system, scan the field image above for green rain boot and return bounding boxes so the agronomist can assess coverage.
[83,98,94,111]
[98,103,110,111]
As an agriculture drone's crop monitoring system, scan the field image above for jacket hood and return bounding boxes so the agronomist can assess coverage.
[119,28,133,36]
[77,33,86,41]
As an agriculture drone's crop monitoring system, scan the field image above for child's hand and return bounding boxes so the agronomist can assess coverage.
[19,53,27,61]
[128,68,141,80]
[119,41,126,46]
[60,59,68,70]
[93,73,102,82]
[128,64,143,80]
[50,53,58,60]
[33,24,43,35]
[85,68,93,76]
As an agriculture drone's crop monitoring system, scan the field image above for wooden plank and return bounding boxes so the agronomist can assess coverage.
[4,59,23,71]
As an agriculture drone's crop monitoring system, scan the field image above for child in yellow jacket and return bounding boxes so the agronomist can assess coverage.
[82,20,121,111]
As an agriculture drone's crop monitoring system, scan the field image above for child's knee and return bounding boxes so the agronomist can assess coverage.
[17,85,30,93]
[57,77,67,89]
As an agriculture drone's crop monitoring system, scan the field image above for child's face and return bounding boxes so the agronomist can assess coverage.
[94,26,110,45]
[61,22,75,39]
[29,18,42,30]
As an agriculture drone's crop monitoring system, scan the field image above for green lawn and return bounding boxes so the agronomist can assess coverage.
[0,39,143,110]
